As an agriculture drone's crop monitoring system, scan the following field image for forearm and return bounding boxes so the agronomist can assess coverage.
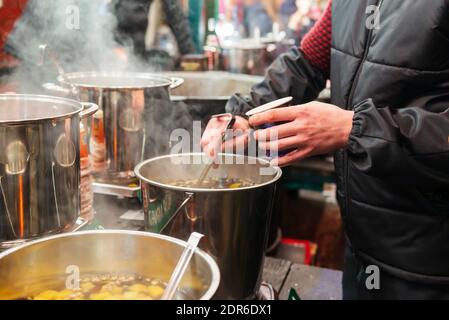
[226,47,327,115]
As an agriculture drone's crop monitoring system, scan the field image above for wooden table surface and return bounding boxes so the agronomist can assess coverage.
[262,257,342,300]
[92,194,343,300]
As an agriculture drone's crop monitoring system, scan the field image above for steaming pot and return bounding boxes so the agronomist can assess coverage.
[0,94,98,247]
[135,153,282,299]
[56,72,184,182]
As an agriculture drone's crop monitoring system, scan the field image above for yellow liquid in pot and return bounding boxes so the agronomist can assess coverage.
[25,273,168,300]
[168,177,254,189]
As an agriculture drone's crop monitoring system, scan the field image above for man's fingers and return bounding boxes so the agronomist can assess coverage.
[271,148,312,167]
[201,115,251,158]
[249,106,298,127]
[258,136,300,153]
[254,122,298,141]
[222,132,249,154]
[234,116,251,131]
[201,118,229,152]
[203,143,215,158]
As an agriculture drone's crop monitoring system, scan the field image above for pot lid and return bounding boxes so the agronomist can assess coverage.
[59,72,173,90]
[0,94,82,124]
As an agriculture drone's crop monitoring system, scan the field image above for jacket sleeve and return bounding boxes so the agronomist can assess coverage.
[225,47,327,115]
[348,98,449,189]
[161,0,196,55]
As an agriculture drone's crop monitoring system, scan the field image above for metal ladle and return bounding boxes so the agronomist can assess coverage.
[38,44,66,77]
[161,232,205,300]
[196,113,236,186]
[197,97,293,185]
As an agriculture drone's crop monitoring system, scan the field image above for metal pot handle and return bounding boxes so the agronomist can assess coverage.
[51,162,62,228]
[0,176,17,237]
[160,192,194,232]
[169,77,184,90]
[80,102,99,119]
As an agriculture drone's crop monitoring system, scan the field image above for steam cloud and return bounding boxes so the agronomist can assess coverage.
[5,0,159,92]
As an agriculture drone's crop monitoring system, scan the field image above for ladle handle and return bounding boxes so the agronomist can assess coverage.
[51,163,62,227]
[0,176,17,237]
[161,232,205,300]
[38,44,66,77]
[160,192,194,233]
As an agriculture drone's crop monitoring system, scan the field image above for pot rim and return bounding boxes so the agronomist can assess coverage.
[163,71,263,101]
[58,71,174,90]
[221,39,267,50]
[134,153,283,193]
[0,94,83,124]
[0,229,221,300]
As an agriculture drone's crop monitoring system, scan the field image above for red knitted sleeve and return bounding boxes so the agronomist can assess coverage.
[300,0,332,78]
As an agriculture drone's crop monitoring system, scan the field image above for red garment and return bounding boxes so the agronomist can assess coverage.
[0,0,28,68]
[300,0,332,78]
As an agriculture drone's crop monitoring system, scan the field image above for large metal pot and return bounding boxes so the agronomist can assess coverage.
[0,94,98,247]
[56,72,184,181]
[161,72,263,155]
[135,153,282,299]
[0,230,220,300]
[165,71,263,118]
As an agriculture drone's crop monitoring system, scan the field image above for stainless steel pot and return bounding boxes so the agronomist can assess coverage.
[161,71,263,139]
[221,36,297,76]
[0,94,98,247]
[163,71,263,105]
[135,153,282,300]
[221,39,269,76]
[56,72,184,182]
[0,230,220,300]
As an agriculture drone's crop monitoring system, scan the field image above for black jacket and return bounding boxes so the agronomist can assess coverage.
[227,0,449,293]
[113,0,195,55]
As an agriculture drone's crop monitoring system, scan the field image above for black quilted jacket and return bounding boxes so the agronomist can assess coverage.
[227,0,449,289]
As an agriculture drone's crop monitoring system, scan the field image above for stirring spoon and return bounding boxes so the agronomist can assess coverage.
[161,232,205,300]
[197,114,236,186]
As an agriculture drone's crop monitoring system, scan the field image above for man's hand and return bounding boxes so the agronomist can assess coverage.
[249,101,354,167]
[201,115,251,158]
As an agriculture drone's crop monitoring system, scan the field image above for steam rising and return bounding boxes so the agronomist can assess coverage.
[6,0,159,92]
[4,0,196,156]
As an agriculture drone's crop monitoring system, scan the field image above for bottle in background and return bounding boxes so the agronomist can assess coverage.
[203,18,221,70]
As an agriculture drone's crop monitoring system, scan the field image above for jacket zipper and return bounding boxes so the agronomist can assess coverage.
[346,0,384,107]
[343,0,384,249]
